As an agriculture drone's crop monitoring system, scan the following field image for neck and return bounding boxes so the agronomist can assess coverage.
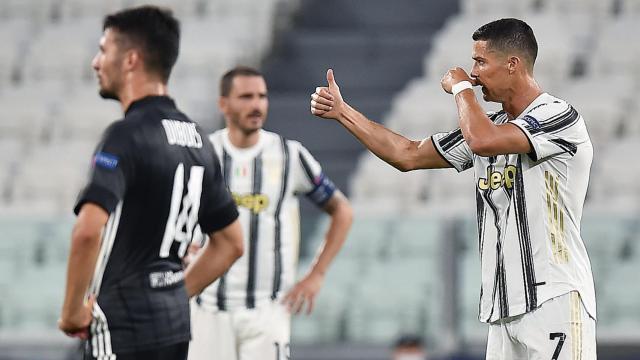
[502,75,543,120]
[119,75,168,113]
[227,125,260,148]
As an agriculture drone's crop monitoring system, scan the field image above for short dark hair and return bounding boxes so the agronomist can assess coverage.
[472,18,538,69]
[220,66,263,97]
[103,5,180,83]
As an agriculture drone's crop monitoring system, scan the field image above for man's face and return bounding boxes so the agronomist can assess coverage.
[470,40,511,103]
[91,28,126,100]
[221,75,268,134]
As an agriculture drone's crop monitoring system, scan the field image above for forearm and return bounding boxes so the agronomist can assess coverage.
[184,243,233,297]
[336,103,418,171]
[61,232,101,318]
[184,221,243,297]
[309,196,352,276]
[455,91,497,151]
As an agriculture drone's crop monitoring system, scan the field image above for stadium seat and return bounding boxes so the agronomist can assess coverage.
[589,15,640,80]
[460,0,541,17]
[345,258,441,342]
[387,217,441,259]
[542,0,616,16]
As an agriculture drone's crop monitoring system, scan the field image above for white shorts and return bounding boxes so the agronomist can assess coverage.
[486,291,596,360]
[188,300,291,360]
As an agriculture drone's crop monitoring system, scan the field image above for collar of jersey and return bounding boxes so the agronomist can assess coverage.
[516,92,551,119]
[221,128,266,159]
[125,95,175,116]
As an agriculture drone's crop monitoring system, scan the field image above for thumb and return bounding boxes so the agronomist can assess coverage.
[326,69,339,90]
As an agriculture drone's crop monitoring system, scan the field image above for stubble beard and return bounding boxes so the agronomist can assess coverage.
[99,87,120,101]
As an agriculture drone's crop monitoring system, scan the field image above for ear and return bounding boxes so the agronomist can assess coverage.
[123,49,141,72]
[218,96,228,113]
[508,56,520,74]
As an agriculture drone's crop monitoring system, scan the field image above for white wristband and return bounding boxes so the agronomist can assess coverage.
[452,81,473,96]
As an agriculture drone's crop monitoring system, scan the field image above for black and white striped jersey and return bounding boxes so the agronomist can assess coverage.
[198,128,335,311]
[432,93,596,323]
[74,96,238,356]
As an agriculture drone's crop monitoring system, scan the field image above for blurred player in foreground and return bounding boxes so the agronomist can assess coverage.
[311,18,596,359]
[58,6,243,359]
[188,66,353,360]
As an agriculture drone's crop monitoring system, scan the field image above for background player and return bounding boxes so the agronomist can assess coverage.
[310,18,596,360]
[187,66,353,360]
[58,6,243,360]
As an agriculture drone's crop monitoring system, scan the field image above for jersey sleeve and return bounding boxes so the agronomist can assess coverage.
[291,141,337,207]
[431,129,474,172]
[74,122,135,215]
[510,101,587,162]
[198,141,239,234]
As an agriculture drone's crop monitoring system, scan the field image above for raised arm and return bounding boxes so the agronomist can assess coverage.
[283,191,352,314]
[310,69,450,172]
[440,67,532,156]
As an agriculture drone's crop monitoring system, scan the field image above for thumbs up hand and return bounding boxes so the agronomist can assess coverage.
[310,69,345,120]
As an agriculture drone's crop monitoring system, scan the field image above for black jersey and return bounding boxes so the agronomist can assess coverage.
[74,96,238,356]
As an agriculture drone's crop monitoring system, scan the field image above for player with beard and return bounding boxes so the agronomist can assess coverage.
[58,6,244,360]
[310,18,596,360]
[187,66,353,360]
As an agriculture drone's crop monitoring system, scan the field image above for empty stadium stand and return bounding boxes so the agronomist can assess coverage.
[1,0,640,359]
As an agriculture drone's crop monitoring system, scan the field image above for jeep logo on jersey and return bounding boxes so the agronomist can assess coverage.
[232,193,270,214]
[478,165,517,190]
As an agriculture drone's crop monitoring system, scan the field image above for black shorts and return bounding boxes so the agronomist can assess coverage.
[83,341,188,360]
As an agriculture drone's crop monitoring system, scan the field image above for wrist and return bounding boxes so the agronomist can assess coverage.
[309,266,327,278]
[452,81,473,96]
[336,102,356,124]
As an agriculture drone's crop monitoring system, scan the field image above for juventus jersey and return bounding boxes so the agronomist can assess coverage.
[198,129,335,311]
[74,96,238,355]
[432,93,596,323]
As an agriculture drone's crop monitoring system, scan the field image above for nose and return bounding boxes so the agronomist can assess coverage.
[470,64,479,79]
[91,52,100,71]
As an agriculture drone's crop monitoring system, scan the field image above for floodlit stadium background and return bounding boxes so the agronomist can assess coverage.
[1,0,639,359]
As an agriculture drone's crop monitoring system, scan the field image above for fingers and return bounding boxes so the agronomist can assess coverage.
[58,318,90,339]
[306,295,315,315]
[282,285,313,315]
[284,288,305,314]
[291,293,306,315]
[326,69,339,90]
[65,328,89,340]
[311,95,332,112]
[310,87,334,116]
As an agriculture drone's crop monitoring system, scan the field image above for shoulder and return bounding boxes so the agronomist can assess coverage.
[261,131,308,154]
[283,138,308,154]
[260,129,285,146]
[208,129,224,145]
[524,94,573,123]
[100,119,136,144]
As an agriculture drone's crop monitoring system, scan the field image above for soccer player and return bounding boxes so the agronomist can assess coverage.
[58,6,244,360]
[187,66,353,360]
[311,18,596,359]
